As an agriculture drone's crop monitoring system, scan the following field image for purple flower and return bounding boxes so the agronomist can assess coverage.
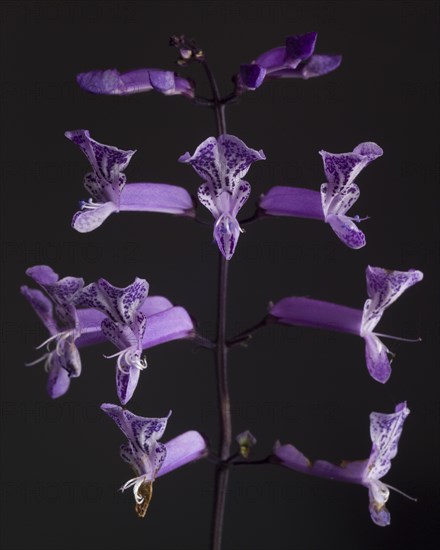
[270,266,423,383]
[77,68,194,98]
[260,142,383,249]
[274,402,412,526]
[78,278,194,404]
[239,32,341,91]
[23,267,194,401]
[101,404,207,516]
[21,265,87,397]
[179,135,265,260]
[65,129,195,233]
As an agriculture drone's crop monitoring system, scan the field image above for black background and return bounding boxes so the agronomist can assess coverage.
[1,1,439,549]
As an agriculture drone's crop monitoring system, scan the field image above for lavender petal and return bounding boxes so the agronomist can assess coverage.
[362,267,424,333]
[259,186,324,220]
[364,334,392,384]
[140,296,174,317]
[269,54,342,79]
[285,32,317,66]
[141,306,194,350]
[239,64,267,89]
[21,286,57,335]
[72,201,119,233]
[116,366,141,405]
[274,442,367,484]
[270,297,363,335]
[366,402,410,481]
[159,431,208,477]
[327,213,366,249]
[120,183,195,216]
[47,357,71,399]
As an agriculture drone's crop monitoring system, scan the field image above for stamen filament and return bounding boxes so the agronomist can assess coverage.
[384,483,418,502]
[373,332,422,343]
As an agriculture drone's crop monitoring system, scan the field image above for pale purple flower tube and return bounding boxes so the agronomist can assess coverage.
[259,187,324,220]
[159,431,208,477]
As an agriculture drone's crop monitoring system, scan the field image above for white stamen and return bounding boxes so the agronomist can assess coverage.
[120,475,150,504]
[350,214,370,223]
[35,333,59,350]
[80,198,103,211]
[25,354,49,367]
[384,482,418,502]
[373,332,422,343]
[35,329,73,353]
[104,348,148,372]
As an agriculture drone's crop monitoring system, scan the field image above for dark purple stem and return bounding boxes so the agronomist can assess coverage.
[201,59,231,550]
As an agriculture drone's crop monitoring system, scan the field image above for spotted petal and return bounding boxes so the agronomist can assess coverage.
[366,402,410,481]
[79,278,149,326]
[364,333,392,384]
[368,483,391,526]
[362,267,424,334]
[363,402,410,525]
[25,265,84,328]
[326,213,366,249]
[179,135,265,196]
[214,214,242,261]
[65,129,136,186]
[116,365,141,405]
[320,142,383,216]
[101,404,171,453]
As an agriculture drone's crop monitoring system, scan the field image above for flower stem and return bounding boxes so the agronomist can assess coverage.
[227,317,269,348]
[201,57,231,550]
[202,60,227,135]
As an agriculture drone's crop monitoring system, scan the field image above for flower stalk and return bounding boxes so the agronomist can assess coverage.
[203,57,232,550]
